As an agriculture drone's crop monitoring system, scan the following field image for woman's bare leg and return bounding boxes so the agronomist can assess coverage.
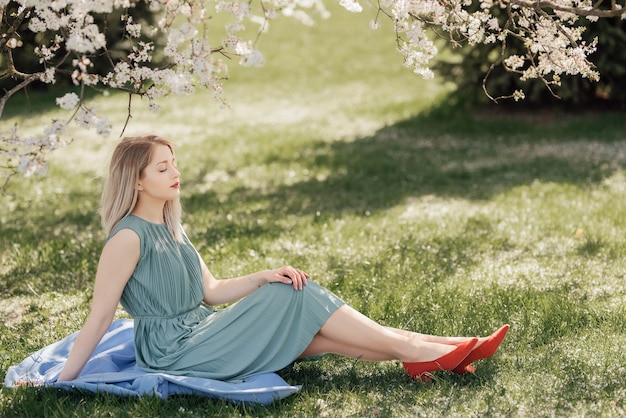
[299,334,393,361]
[300,325,487,360]
[307,305,458,363]
[387,327,487,346]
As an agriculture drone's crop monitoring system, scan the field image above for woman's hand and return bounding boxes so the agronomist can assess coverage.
[268,265,309,290]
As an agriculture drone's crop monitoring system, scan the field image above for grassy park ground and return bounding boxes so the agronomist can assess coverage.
[1,4,626,417]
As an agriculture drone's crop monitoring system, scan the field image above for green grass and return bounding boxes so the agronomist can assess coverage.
[2,3,626,417]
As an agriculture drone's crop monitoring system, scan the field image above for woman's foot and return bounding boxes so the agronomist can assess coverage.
[453,324,510,374]
[403,338,478,381]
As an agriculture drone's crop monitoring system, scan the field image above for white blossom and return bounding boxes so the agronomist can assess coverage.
[18,155,47,177]
[95,117,113,136]
[504,55,525,70]
[128,42,155,63]
[125,19,143,38]
[55,93,80,110]
[240,49,265,66]
[339,0,363,13]
[39,68,56,84]
[66,23,106,53]
[43,120,69,147]
[35,43,58,62]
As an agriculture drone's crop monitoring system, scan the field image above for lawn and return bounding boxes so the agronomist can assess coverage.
[1,3,626,417]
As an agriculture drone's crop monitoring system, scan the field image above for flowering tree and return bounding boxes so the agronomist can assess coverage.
[1,0,624,185]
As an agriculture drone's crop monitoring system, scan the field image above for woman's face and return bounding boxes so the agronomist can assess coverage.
[137,144,180,202]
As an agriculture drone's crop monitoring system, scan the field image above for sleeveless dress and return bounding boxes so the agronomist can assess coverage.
[108,215,346,382]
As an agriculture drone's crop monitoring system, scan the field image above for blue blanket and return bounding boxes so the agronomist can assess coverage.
[4,319,301,405]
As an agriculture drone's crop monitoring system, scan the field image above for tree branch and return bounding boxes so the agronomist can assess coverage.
[0,74,39,119]
[506,0,626,18]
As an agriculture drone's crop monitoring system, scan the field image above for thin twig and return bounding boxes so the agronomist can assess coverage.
[120,93,133,137]
[482,64,499,103]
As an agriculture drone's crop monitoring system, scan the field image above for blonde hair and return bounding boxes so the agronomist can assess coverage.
[101,135,183,241]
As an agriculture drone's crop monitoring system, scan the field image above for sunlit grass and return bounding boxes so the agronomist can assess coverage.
[2,2,626,417]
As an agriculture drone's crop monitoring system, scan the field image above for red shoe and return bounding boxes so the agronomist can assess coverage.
[453,324,510,374]
[403,338,478,381]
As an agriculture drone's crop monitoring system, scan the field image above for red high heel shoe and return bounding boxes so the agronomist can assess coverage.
[403,338,478,381]
[453,324,510,374]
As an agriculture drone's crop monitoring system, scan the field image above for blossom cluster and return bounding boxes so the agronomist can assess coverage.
[0,0,624,182]
[372,0,617,92]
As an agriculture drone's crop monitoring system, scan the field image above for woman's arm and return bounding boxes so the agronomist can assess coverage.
[201,258,309,306]
[56,229,139,382]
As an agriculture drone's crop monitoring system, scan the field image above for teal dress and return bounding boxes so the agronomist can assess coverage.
[109,215,345,382]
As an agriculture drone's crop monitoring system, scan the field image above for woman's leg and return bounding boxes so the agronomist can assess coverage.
[305,305,462,363]
[386,327,485,345]
[299,306,508,379]
[299,334,394,361]
[300,325,491,360]
[387,325,510,364]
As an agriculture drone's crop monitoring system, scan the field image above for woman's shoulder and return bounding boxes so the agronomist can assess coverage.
[104,227,141,254]
[107,215,147,242]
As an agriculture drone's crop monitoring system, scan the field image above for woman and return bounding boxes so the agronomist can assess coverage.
[57,135,509,384]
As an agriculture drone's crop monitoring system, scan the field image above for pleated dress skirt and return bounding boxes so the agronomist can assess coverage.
[134,281,346,382]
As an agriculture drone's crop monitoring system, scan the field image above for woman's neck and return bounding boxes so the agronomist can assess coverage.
[132,199,165,224]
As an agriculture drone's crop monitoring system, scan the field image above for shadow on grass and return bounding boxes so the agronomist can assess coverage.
[181,106,626,228]
[256,108,626,218]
